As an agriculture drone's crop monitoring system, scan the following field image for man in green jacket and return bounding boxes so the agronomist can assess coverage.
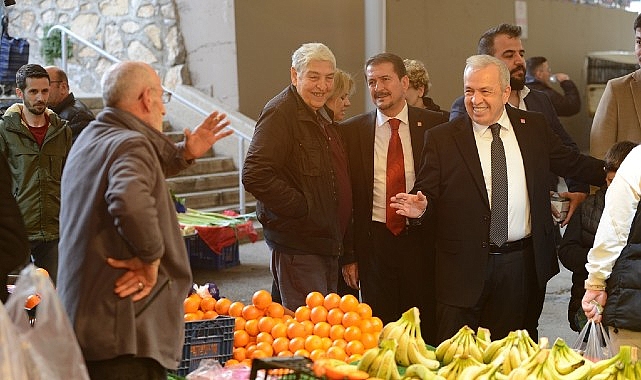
[0,63,71,284]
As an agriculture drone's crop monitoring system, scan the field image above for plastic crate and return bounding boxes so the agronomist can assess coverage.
[175,315,235,376]
[249,357,321,380]
[184,234,240,270]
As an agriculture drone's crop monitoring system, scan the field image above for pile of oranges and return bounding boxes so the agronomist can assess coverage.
[183,291,219,321]
[213,290,382,368]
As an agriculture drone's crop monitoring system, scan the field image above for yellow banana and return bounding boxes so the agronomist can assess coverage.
[357,346,380,373]
[396,329,412,367]
[509,344,521,373]
[482,337,506,363]
[457,365,486,380]
[383,320,409,341]
[468,339,484,363]
[434,338,452,362]
[442,338,459,365]
[508,367,529,380]
[415,335,437,360]
[407,339,440,370]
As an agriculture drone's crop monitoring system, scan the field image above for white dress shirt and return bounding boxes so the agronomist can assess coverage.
[472,109,531,242]
[586,145,641,285]
[372,103,415,223]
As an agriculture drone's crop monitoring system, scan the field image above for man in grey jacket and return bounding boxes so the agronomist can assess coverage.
[57,61,232,379]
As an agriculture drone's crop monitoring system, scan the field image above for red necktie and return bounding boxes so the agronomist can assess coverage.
[386,118,405,235]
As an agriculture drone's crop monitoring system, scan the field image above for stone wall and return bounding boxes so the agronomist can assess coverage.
[3,0,187,94]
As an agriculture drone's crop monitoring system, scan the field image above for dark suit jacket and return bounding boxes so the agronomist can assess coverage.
[450,89,588,193]
[414,106,604,308]
[340,106,448,265]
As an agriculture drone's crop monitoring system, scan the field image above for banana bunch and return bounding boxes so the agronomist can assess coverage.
[547,337,592,379]
[434,325,484,365]
[590,345,640,380]
[402,363,446,380]
[482,329,540,374]
[358,338,403,380]
[457,353,509,380]
[381,307,440,369]
[436,353,484,380]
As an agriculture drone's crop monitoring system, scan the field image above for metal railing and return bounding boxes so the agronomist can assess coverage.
[47,25,253,213]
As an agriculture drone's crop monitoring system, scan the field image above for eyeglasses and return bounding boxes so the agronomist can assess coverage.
[161,90,172,104]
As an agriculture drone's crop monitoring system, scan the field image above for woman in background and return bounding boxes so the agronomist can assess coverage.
[403,58,449,120]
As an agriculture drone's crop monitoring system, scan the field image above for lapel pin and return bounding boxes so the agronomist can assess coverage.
[520,118,526,124]
[417,121,423,127]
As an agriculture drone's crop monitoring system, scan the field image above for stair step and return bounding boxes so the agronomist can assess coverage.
[175,156,236,176]
[176,187,256,210]
[167,171,239,193]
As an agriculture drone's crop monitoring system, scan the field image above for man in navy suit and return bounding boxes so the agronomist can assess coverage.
[340,53,447,344]
[391,55,604,341]
[450,24,589,339]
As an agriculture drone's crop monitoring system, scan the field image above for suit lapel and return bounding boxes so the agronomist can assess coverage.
[631,70,641,127]
[361,112,377,201]
[452,117,490,208]
[408,107,426,169]
[507,106,535,200]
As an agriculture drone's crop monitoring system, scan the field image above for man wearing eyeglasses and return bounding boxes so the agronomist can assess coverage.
[57,61,232,379]
[45,66,95,142]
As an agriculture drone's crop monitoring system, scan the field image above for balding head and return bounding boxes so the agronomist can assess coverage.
[44,66,69,108]
[101,61,166,131]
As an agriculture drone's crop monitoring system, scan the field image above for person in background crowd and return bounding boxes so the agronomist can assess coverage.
[449,23,590,339]
[403,58,450,120]
[340,53,448,344]
[583,143,641,353]
[559,141,637,332]
[57,61,232,379]
[525,56,581,117]
[391,55,605,341]
[242,43,353,310]
[590,13,641,160]
[45,66,95,142]
[0,63,71,285]
[0,154,29,303]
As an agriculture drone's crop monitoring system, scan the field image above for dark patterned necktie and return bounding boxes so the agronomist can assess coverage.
[489,123,508,246]
[386,118,405,235]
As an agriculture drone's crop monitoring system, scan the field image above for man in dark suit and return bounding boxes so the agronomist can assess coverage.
[341,53,447,344]
[391,55,604,341]
[449,23,589,340]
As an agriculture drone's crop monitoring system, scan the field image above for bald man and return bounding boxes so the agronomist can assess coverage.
[57,61,233,379]
[45,66,95,142]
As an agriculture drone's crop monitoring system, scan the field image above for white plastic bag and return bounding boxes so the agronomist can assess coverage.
[0,297,28,379]
[5,265,90,380]
[572,318,613,362]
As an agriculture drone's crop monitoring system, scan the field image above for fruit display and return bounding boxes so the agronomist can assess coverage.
[434,325,489,366]
[589,345,640,379]
[480,329,540,372]
[357,339,403,379]
[380,307,439,370]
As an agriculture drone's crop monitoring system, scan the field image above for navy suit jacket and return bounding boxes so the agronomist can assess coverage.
[339,106,447,265]
[414,106,604,308]
[450,89,588,193]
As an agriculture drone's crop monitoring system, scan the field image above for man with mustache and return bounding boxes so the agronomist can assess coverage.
[340,53,447,344]
[0,63,71,284]
[449,25,589,339]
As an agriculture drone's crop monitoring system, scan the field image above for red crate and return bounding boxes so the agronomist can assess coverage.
[184,234,240,270]
[175,315,235,376]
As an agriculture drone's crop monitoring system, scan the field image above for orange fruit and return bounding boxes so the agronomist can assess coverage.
[301,320,315,336]
[184,312,199,321]
[234,330,249,347]
[342,311,361,327]
[195,310,204,320]
[294,348,310,358]
[321,336,333,350]
[225,358,240,367]
[241,358,253,367]
[277,350,294,357]
[326,308,345,326]
[252,289,272,310]
[256,341,274,357]
[215,297,232,315]
[233,347,246,361]
[370,316,383,332]
[347,353,363,364]
[289,336,306,352]
[257,316,275,333]
[295,306,311,322]
[266,302,285,318]
[304,335,323,352]
[323,293,341,310]
[183,297,200,314]
[251,349,269,359]
[310,305,328,324]
[203,310,218,320]
[332,338,347,349]
[359,318,374,333]
[271,322,287,338]
[329,324,345,341]
[339,294,359,313]
[200,296,216,312]
[326,345,347,361]
[228,301,245,317]
[256,331,274,345]
[355,303,373,319]
[360,332,378,349]
[343,326,362,342]
[309,348,327,362]
[235,316,246,330]
[286,321,305,339]
[306,291,325,308]
[242,305,264,320]
[313,321,331,338]
[346,340,365,356]
[272,336,290,354]
[245,343,257,357]
[245,319,260,336]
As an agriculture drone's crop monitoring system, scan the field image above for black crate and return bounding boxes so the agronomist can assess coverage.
[249,357,321,380]
[175,315,235,376]
[184,234,240,270]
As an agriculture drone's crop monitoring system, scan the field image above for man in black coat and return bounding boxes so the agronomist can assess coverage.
[391,55,604,341]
